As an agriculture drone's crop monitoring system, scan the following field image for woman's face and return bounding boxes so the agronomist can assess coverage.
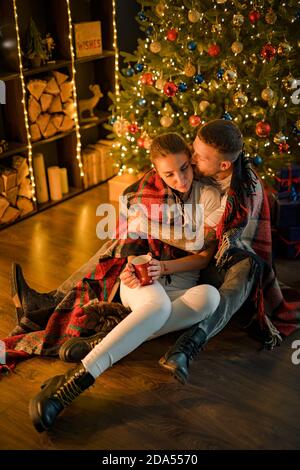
[154,152,193,193]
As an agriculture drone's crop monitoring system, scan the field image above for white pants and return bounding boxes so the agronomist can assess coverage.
[82,281,220,379]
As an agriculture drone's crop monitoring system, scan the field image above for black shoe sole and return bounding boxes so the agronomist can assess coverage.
[10,263,24,325]
[158,356,188,385]
[29,397,48,433]
[58,333,106,363]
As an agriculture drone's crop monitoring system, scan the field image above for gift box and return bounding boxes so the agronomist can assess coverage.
[274,164,300,193]
[273,196,300,228]
[276,226,300,259]
[108,173,142,202]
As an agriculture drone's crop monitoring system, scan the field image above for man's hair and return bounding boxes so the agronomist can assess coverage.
[150,132,191,162]
[197,119,243,162]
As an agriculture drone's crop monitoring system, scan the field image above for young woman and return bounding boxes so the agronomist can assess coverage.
[29,133,223,432]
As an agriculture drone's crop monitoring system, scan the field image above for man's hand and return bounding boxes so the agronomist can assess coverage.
[120,262,140,289]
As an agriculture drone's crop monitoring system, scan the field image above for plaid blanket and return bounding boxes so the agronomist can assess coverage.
[215,155,300,347]
[1,170,200,374]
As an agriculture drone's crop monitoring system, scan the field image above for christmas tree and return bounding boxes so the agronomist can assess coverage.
[106,0,300,185]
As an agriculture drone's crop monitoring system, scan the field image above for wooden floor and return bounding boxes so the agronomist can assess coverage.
[0,183,300,450]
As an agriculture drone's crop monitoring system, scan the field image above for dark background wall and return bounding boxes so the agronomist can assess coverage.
[116,0,140,53]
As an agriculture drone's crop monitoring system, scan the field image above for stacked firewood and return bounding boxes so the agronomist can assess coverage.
[0,156,34,225]
[28,70,75,142]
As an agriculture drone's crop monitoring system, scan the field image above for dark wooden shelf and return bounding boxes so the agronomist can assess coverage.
[79,111,110,130]
[0,142,28,161]
[0,71,19,82]
[23,59,71,77]
[37,186,83,211]
[31,128,76,148]
[75,50,114,65]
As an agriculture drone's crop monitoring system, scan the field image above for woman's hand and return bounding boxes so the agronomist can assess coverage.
[120,262,140,289]
[147,253,163,281]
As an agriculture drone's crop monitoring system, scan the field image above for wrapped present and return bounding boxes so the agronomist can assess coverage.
[274,164,300,193]
[276,227,300,259]
[108,173,142,202]
[273,196,300,228]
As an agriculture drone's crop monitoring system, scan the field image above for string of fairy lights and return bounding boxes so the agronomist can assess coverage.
[12,0,36,203]
[112,0,121,111]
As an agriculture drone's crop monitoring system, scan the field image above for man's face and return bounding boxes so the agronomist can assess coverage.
[192,136,230,178]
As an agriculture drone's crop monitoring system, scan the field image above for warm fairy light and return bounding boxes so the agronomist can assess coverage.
[66,0,84,178]
[112,0,120,109]
[13,0,36,202]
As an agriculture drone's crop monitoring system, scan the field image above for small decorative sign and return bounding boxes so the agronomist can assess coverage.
[74,21,102,58]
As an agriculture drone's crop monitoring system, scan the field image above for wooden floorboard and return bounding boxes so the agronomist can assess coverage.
[0,183,299,450]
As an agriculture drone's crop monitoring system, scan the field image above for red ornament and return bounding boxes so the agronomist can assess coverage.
[255,121,271,137]
[163,81,178,97]
[137,137,145,148]
[279,142,290,153]
[260,43,276,61]
[128,122,139,134]
[167,28,178,41]
[141,72,154,85]
[249,10,260,24]
[208,43,221,57]
[189,115,201,127]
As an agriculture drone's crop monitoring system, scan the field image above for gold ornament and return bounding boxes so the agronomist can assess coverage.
[160,116,173,127]
[113,118,130,137]
[188,9,201,23]
[261,87,274,101]
[232,14,244,27]
[233,91,248,108]
[277,41,292,56]
[184,62,196,77]
[211,23,222,33]
[282,74,297,91]
[199,100,210,112]
[251,106,265,119]
[231,41,243,54]
[223,68,237,83]
[216,0,227,3]
[273,131,287,144]
[150,41,161,54]
[250,53,258,64]
[156,78,166,90]
[141,131,152,150]
[155,3,165,16]
[265,8,277,25]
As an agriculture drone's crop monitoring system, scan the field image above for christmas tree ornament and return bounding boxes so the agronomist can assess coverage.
[279,142,290,153]
[233,91,248,107]
[128,122,139,134]
[155,3,165,17]
[232,14,244,27]
[134,63,144,73]
[187,41,197,51]
[216,0,227,3]
[265,8,277,25]
[223,68,237,83]
[250,53,258,64]
[109,116,117,125]
[156,78,166,90]
[189,115,201,127]
[146,26,153,36]
[124,66,134,77]
[113,118,130,137]
[231,41,243,54]
[160,116,173,127]
[273,131,287,144]
[260,43,276,61]
[188,9,201,23]
[138,98,147,107]
[211,23,222,34]
[222,112,233,120]
[199,100,210,112]
[167,28,178,41]
[138,11,147,21]
[282,74,297,91]
[256,121,271,137]
[261,87,274,101]
[292,122,300,135]
[194,73,205,84]
[277,41,292,56]
[253,155,263,166]
[208,43,221,57]
[163,81,178,97]
[143,132,152,150]
[141,72,154,85]
[249,10,260,24]
[137,137,145,147]
[217,68,225,79]
[150,41,161,53]
[296,120,300,131]
[251,106,265,119]
[184,62,196,77]
[178,82,188,92]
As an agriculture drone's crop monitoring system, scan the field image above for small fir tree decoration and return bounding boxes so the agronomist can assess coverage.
[26,18,48,67]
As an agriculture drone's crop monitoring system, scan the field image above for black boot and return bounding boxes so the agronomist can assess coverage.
[159,325,207,384]
[10,263,57,334]
[29,364,95,432]
[59,332,107,362]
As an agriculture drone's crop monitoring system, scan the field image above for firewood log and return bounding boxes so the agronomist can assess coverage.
[0,206,20,225]
[0,196,9,218]
[27,79,47,101]
[52,70,69,85]
[60,81,73,102]
[18,177,32,199]
[30,123,42,142]
[52,114,64,130]
[40,93,53,112]
[11,155,29,184]
[36,113,51,135]
[49,95,63,113]
[60,115,74,132]
[17,196,35,215]
[28,96,41,123]
[63,99,75,118]
[42,120,57,139]
[44,77,60,95]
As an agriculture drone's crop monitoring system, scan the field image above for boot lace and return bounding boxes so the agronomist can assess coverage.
[54,370,86,407]
[176,336,202,360]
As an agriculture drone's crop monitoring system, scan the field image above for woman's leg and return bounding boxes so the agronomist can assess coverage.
[82,281,171,378]
[150,284,220,339]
